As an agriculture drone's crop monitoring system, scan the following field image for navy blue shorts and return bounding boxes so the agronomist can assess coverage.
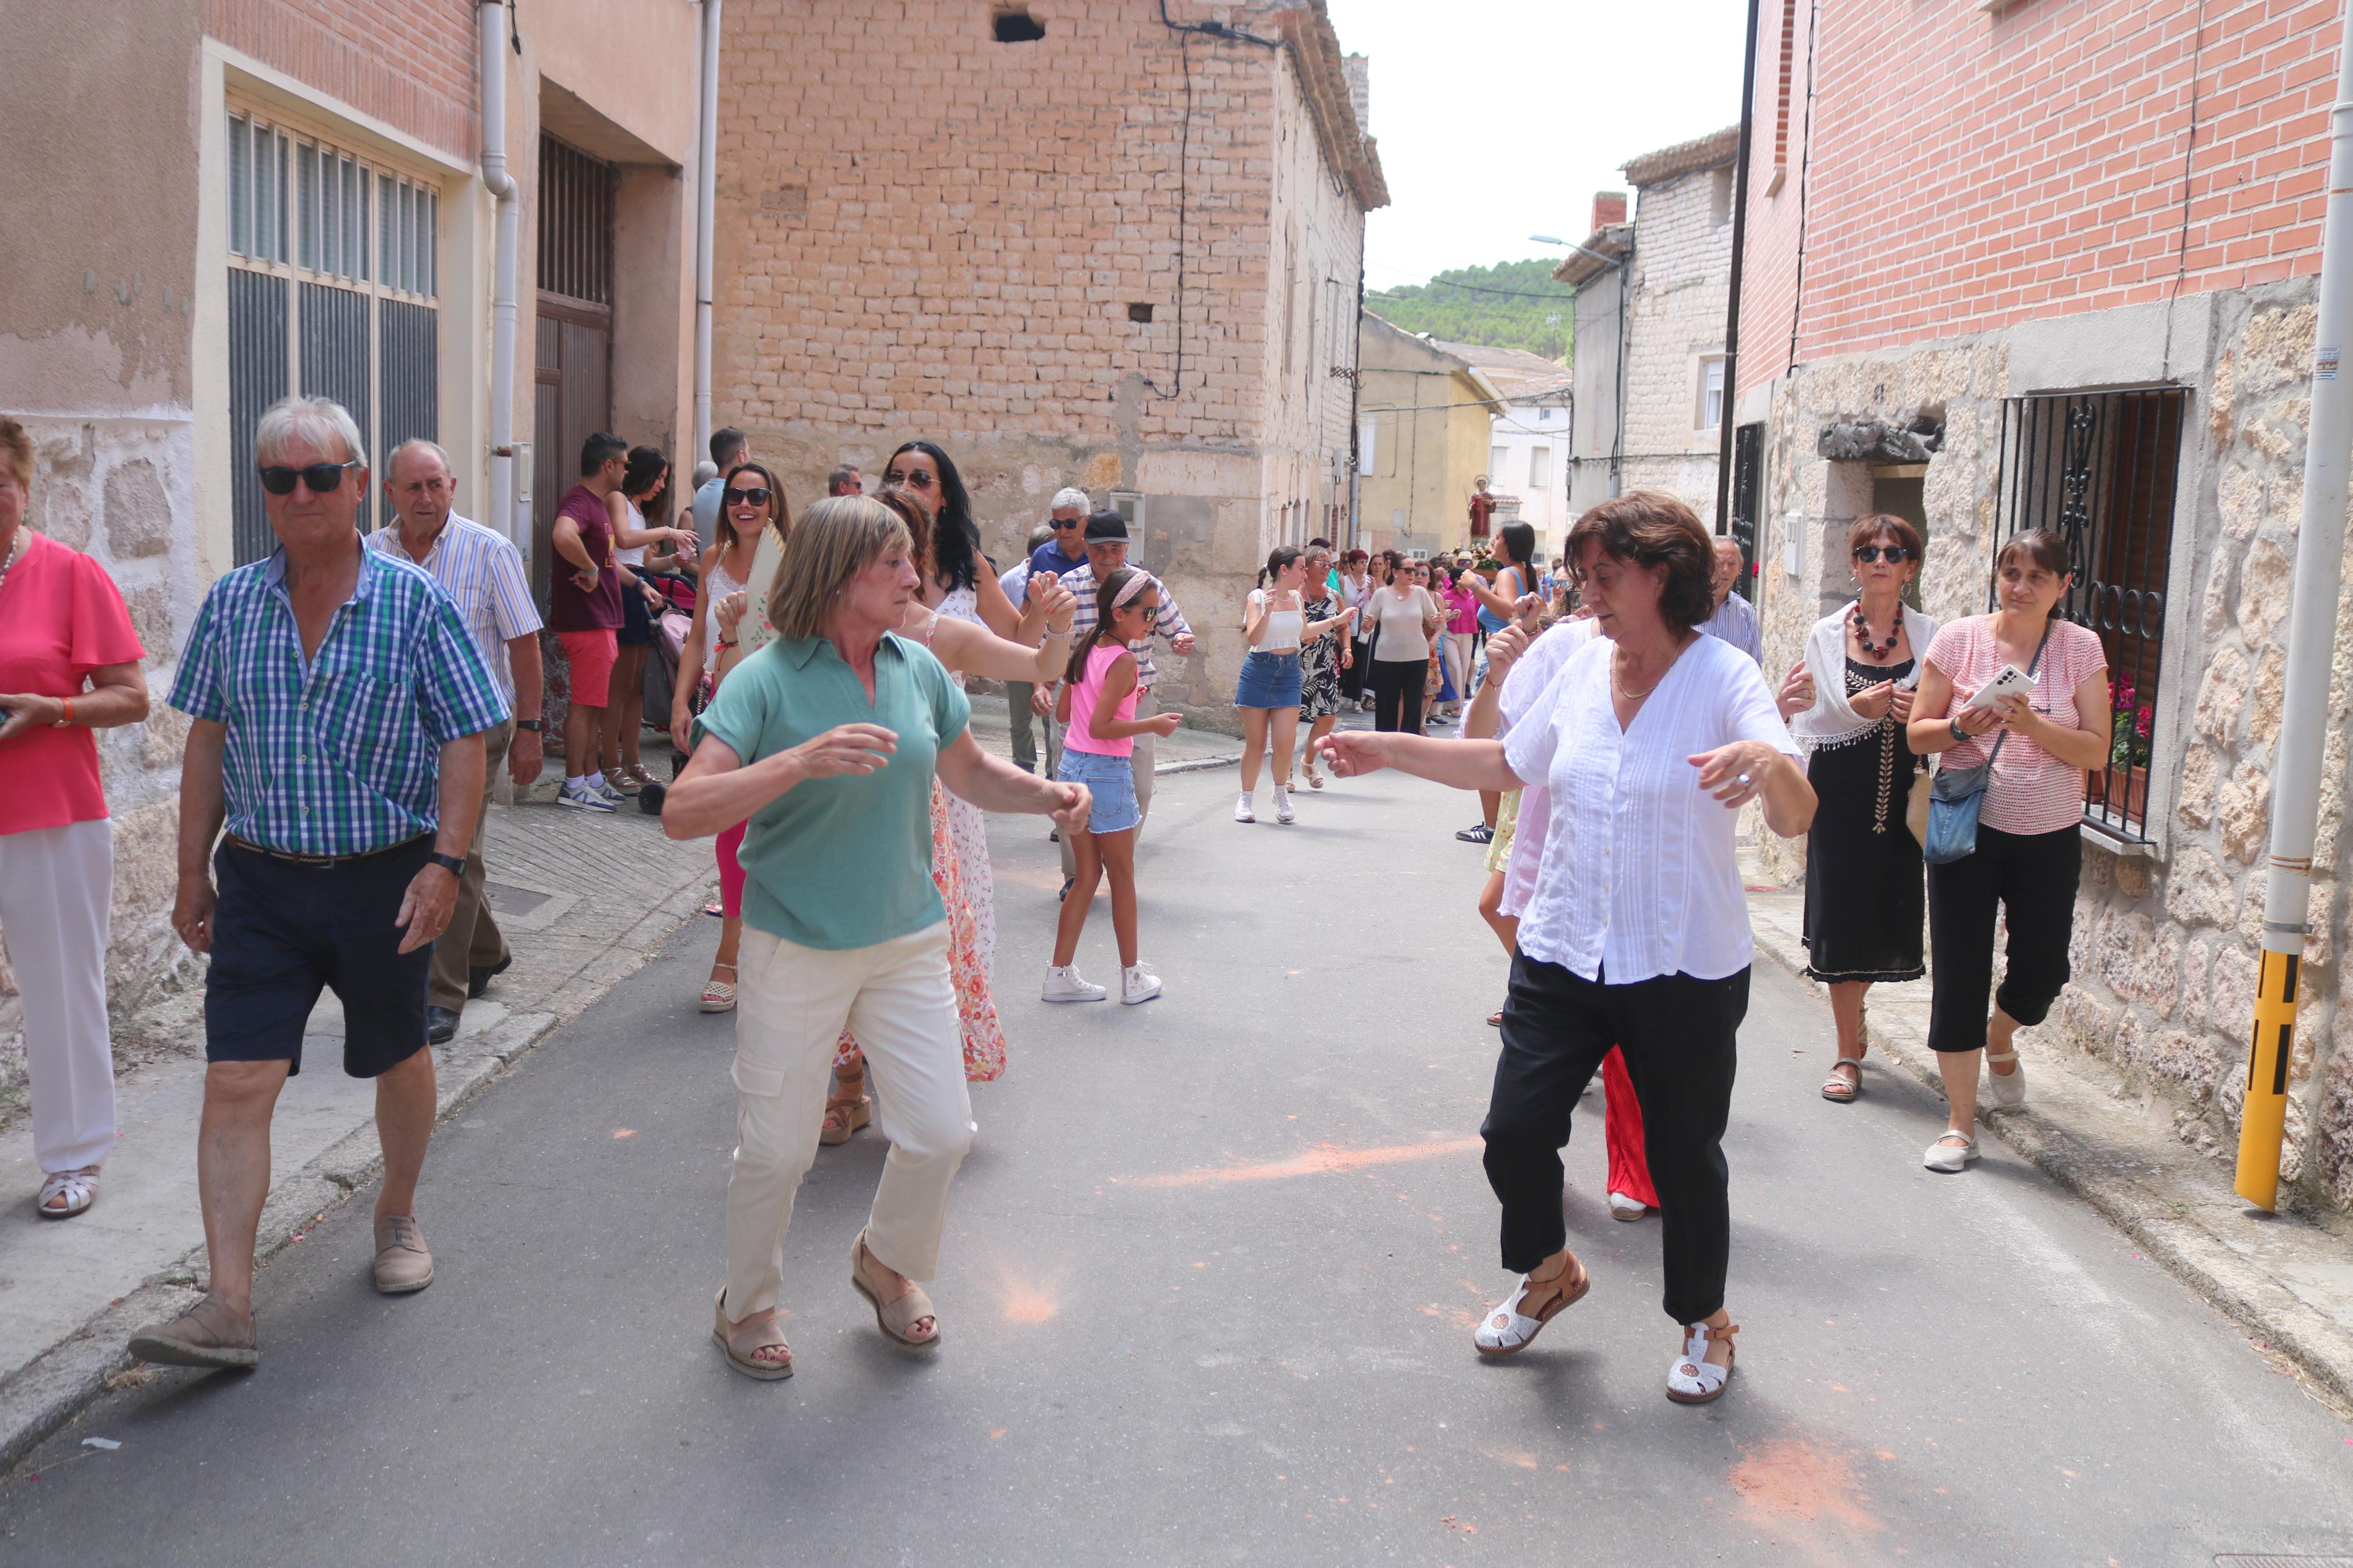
[616,582,654,647]
[204,835,435,1078]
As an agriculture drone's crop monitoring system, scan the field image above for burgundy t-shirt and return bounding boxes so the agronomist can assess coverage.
[547,483,623,631]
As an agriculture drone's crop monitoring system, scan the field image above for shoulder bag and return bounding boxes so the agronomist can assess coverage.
[1922,621,2052,866]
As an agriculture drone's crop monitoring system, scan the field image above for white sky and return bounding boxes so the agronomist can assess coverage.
[1323,0,1751,287]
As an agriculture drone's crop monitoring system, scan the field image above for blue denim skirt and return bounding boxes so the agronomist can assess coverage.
[1057,746,1142,835]
[1235,649,1303,708]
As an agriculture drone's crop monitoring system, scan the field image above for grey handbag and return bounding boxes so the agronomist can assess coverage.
[1922,623,2052,866]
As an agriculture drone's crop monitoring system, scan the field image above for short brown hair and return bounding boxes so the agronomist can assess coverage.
[1848,513,1924,561]
[0,417,31,489]
[1565,490,1716,631]
[1996,527,2071,578]
[766,495,911,641]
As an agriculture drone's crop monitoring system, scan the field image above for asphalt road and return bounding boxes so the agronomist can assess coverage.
[6,764,2351,1565]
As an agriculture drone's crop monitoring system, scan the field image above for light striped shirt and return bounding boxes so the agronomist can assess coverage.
[170,542,510,856]
[1057,561,1193,689]
[367,513,541,705]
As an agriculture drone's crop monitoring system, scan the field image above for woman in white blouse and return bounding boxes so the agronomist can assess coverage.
[1321,492,1815,1406]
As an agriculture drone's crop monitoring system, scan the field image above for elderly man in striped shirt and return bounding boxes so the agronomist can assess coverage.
[129,396,507,1372]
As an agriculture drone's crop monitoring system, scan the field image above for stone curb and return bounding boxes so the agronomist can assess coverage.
[1154,753,1240,776]
[1746,904,2353,1412]
[0,877,705,1477]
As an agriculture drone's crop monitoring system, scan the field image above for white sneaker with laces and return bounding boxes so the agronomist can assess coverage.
[1273,785,1296,824]
[1233,791,1256,823]
[558,780,617,813]
[1983,1048,2027,1108]
[591,775,626,806]
[1041,965,1108,1003]
[1120,962,1163,1005]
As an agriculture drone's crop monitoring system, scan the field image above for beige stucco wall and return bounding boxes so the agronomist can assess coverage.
[1357,321,1494,556]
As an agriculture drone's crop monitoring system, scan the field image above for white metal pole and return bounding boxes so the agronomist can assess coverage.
[478,0,520,547]
[693,0,722,466]
[2237,0,2353,1210]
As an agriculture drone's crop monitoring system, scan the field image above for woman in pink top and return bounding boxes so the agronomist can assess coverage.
[1044,567,1181,1007]
[1907,528,2111,1175]
[1435,567,1480,719]
[0,417,150,1219]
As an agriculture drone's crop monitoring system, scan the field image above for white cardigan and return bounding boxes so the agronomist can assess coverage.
[1786,600,1941,753]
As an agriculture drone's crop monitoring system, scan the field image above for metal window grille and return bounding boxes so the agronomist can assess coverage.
[227,270,290,566]
[300,283,373,530]
[1730,422,1763,602]
[1991,387,2188,842]
[538,134,614,304]
[379,298,438,464]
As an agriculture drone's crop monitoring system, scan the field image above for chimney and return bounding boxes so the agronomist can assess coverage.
[1591,191,1628,231]
[1343,54,1370,136]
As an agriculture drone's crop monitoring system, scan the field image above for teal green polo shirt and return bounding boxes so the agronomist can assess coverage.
[695,631,971,951]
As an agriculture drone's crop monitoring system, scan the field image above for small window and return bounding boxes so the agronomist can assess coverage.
[1127,301,1154,323]
[992,10,1045,41]
[1710,166,1734,227]
[1528,445,1552,490]
[1489,446,1509,481]
[1698,355,1726,432]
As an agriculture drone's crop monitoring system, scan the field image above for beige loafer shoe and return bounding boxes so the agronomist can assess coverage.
[372,1214,435,1294]
[128,1293,259,1369]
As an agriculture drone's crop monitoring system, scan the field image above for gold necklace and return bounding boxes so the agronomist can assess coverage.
[1612,648,1669,703]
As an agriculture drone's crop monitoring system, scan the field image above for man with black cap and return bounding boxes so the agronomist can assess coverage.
[1054,510,1194,889]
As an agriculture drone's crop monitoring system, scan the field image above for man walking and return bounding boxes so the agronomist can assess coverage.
[826,465,863,497]
[549,433,629,811]
[1006,488,1092,774]
[1056,510,1194,888]
[691,426,749,536]
[1700,535,1764,667]
[374,439,545,1044]
[128,396,506,1370]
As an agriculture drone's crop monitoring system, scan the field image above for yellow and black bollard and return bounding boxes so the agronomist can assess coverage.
[2234,947,2299,1211]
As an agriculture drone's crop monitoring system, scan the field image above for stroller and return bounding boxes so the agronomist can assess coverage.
[637,567,699,811]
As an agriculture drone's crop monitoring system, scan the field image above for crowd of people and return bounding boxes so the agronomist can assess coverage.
[0,395,2115,1409]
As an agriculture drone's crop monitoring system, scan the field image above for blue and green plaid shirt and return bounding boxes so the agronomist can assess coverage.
[169,542,509,856]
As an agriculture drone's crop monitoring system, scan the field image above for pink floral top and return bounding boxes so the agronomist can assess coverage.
[1924,616,2109,836]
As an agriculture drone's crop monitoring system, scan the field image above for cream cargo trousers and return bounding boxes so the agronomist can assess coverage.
[724,919,972,1321]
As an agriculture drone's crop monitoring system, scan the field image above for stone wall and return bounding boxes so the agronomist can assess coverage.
[1743,278,2353,1211]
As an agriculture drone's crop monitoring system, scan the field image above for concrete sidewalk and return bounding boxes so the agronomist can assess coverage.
[1741,851,2353,1414]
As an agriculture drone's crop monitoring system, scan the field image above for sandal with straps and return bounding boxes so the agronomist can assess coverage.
[850,1228,941,1349]
[1820,1057,1864,1103]
[820,1063,873,1147]
[711,1289,794,1380]
[700,962,738,1014]
[37,1165,100,1219]
[1666,1318,1739,1404]
[1473,1253,1591,1357]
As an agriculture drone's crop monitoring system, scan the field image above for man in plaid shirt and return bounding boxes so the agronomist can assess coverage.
[129,396,506,1373]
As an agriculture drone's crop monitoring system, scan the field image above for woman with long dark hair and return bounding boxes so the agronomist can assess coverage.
[602,446,697,794]
[1233,545,1352,824]
[882,441,1024,637]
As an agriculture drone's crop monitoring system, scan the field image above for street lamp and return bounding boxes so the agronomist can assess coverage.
[1530,233,1621,268]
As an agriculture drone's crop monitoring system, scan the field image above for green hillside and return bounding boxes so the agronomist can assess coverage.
[1363,258,1574,363]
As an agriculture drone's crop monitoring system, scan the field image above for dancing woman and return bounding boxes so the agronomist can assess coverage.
[1320,492,1815,1405]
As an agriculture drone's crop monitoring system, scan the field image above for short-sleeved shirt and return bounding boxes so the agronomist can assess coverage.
[1026,538,1088,582]
[694,631,972,951]
[366,513,541,706]
[1503,632,1800,984]
[690,475,725,539]
[1925,615,2109,836]
[1441,583,1479,635]
[0,531,145,835]
[1702,591,1765,667]
[1059,562,1192,689]
[546,483,622,632]
[169,542,509,856]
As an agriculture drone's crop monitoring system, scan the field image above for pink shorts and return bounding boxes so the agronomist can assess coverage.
[558,630,618,707]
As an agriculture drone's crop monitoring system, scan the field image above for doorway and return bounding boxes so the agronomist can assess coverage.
[533,133,615,602]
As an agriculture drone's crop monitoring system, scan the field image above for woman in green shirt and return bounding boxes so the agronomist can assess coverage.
[665,496,1088,1381]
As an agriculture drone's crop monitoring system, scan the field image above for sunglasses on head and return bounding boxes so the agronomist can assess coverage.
[258,460,361,496]
[1853,545,1910,563]
[725,486,772,508]
[885,468,938,489]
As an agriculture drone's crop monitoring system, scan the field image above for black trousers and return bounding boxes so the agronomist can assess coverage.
[1369,656,1425,733]
[1925,822,2082,1053]
[1340,636,1372,701]
[1484,955,1748,1325]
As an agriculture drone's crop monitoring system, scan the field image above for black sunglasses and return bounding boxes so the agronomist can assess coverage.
[258,460,361,496]
[724,487,772,508]
[884,468,938,489]
[1852,545,1911,563]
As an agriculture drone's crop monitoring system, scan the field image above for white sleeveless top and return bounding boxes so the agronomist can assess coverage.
[616,499,648,567]
[704,554,748,673]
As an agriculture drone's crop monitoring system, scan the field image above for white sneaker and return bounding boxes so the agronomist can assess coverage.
[591,775,627,806]
[1607,1190,1651,1222]
[1233,791,1256,823]
[1923,1131,1979,1173]
[1121,962,1162,1005]
[558,780,617,813]
[1041,965,1107,1003]
[1272,785,1296,824]
[1983,1050,2027,1108]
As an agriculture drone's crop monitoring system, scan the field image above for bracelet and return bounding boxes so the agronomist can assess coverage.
[1045,625,1073,639]
[1949,717,1967,743]
[716,637,740,649]
[52,698,73,729]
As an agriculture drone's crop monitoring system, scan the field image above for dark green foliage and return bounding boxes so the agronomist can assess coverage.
[1364,259,1574,364]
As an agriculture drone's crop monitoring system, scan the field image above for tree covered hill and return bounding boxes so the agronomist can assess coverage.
[1362,258,1574,364]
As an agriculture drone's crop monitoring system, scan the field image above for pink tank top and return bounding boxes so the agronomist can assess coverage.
[1065,641,1138,756]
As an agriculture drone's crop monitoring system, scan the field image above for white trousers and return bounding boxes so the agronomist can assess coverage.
[0,819,118,1172]
[1441,631,1477,706]
[725,920,971,1320]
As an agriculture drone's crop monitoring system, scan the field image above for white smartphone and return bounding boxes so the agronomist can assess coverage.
[1962,663,2035,712]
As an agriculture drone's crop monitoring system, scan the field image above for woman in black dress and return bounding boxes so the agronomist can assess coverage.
[1296,544,1352,788]
[1777,514,1939,1102]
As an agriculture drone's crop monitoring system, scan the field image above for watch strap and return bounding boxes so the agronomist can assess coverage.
[513,718,543,732]
[427,851,467,877]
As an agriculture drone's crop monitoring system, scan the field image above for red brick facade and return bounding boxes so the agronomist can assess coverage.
[204,0,476,159]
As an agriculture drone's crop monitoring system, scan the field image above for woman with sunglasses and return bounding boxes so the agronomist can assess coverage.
[671,463,790,1013]
[882,442,1025,639]
[1778,515,1939,1104]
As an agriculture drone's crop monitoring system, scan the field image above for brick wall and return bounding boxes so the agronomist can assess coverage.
[204,0,477,161]
[1737,0,2337,396]
[1621,163,1731,524]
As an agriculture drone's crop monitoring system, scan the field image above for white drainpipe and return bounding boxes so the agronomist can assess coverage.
[693,0,722,465]
[479,0,521,547]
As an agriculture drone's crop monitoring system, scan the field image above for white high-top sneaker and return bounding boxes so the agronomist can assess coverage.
[1041,964,1108,1003]
[1272,784,1296,824]
[1120,962,1163,1005]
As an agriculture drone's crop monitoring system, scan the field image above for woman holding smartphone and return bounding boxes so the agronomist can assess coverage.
[1905,528,2110,1174]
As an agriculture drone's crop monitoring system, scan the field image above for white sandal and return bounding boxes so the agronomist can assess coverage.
[1666,1320,1738,1403]
[37,1166,99,1219]
[700,962,738,1014]
[1472,1256,1589,1357]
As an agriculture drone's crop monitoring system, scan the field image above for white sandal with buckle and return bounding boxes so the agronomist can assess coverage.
[1666,1319,1738,1403]
[1472,1255,1589,1357]
[37,1166,100,1219]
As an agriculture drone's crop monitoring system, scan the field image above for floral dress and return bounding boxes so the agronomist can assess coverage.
[1298,590,1344,720]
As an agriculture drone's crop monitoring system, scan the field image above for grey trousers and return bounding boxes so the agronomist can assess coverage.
[1061,691,1156,876]
[1007,681,1060,776]
[432,719,513,1013]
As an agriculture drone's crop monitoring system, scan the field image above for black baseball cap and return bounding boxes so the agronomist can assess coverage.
[1084,510,1129,542]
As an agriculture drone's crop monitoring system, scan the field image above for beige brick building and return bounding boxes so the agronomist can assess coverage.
[709,1,1385,719]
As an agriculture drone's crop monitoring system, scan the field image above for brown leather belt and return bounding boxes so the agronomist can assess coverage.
[223,833,428,867]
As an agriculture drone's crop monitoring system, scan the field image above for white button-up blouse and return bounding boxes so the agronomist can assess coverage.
[1502,631,1800,984]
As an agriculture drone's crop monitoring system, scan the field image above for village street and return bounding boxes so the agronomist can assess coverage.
[3,765,2348,1566]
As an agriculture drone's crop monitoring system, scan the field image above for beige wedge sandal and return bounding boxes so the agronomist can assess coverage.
[712,1289,794,1380]
[850,1228,941,1349]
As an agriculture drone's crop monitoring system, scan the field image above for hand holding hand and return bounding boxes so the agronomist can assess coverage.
[1030,685,1055,717]
[791,723,898,780]
[394,863,460,956]
[1170,632,1197,657]
[1688,740,1777,810]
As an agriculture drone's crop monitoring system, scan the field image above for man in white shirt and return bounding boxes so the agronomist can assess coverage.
[690,427,749,538]
[375,439,544,1043]
[1699,536,1763,667]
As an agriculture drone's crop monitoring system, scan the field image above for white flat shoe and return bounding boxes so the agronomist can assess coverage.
[1120,962,1162,1005]
[1042,964,1108,1003]
[1983,1049,2026,1108]
[1606,1190,1651,1222]
[1472,1258,1589,1357]
[1665,1320,1738,1403]
[1923,1131,1979,1173]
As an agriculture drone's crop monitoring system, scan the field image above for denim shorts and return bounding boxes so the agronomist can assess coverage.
[1058,746,1142,835]
[1235,648,1303,708]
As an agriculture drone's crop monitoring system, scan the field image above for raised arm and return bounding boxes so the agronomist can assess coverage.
[922,606,1075,686]
[1316,730,1524,793]
[968,545,1024,639]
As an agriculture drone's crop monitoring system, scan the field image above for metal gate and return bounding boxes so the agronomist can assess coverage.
[1992,387,2188,841]
[299,283,372,531]
[378,298,438,465]
[1729,421,1763,602]
[228,270,289,566]
[531,134,615,598]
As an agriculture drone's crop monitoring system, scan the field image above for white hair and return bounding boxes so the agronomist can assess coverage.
[1050,486,1090,513]
[255,395,368,470]
[385,438,452,481]
[691,460,719,489]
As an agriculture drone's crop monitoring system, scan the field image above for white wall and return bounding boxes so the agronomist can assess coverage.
[1487,397,1571,556]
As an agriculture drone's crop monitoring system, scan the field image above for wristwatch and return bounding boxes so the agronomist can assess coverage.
[428,851,467,877]
[513,718,543,733]
[1949,717,1968,743]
